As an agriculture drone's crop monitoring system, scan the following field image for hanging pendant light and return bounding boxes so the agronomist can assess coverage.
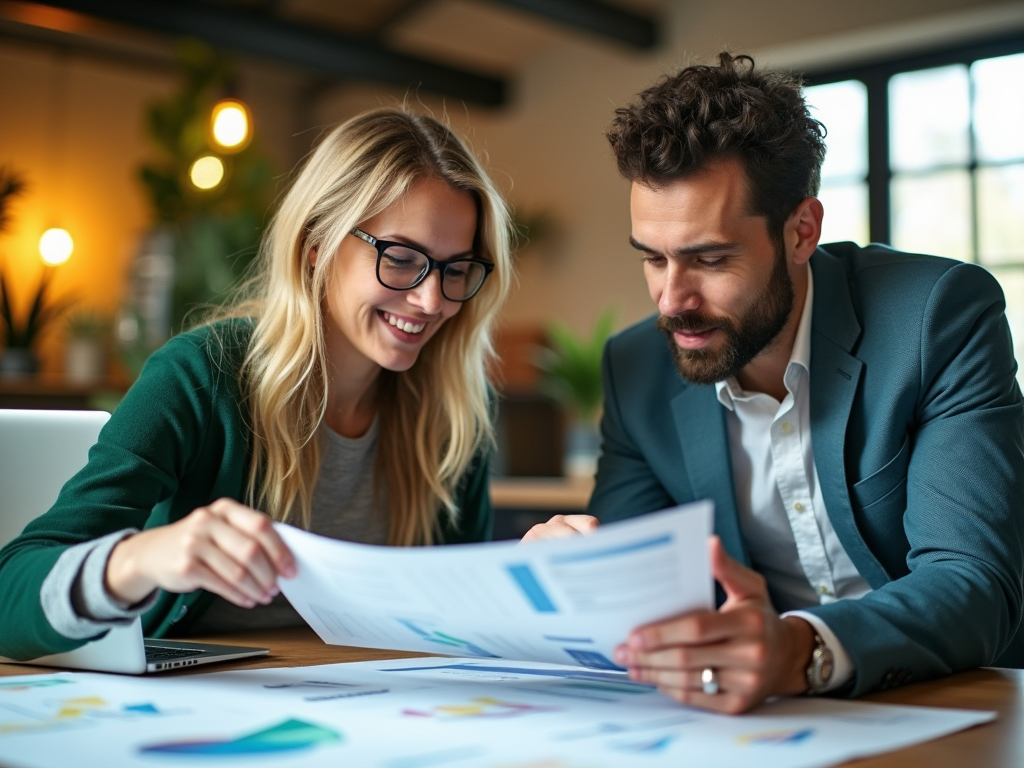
[210,98,252,153]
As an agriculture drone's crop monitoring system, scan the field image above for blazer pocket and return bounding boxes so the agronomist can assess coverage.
[851,436,910,511]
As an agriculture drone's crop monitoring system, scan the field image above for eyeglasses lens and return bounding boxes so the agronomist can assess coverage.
[379,245,486,301]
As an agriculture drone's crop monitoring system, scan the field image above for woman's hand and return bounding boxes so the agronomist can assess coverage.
[104,498,296,608]
[520,514,600,543]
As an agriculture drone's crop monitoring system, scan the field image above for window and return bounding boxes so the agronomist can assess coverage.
[803,36,1024,384]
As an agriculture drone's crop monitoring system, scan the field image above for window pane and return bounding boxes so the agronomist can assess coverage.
[978,164,1024,265]
[973,53,1024,163]
[891,170,972,261]
[890,65,970,171]
[817,182,869,246]
[805,80,868,181]
[988,268,1024,390]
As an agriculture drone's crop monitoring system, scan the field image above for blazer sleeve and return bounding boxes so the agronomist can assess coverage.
[808,262,1024,695]
[588,334,676,523]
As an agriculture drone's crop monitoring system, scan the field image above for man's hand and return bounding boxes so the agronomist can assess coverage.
[105,498,297,608]
[613,536,815,714]
[520,514,599,543]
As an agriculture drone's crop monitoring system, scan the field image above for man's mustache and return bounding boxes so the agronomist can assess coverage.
[657,314,726,335]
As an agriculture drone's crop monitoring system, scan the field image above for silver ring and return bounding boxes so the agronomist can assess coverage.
[701,667,719,695]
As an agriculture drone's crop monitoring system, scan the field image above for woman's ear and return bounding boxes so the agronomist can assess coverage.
[308,248,318,269]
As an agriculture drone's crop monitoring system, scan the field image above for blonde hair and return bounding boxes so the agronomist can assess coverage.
[215,108,512,546]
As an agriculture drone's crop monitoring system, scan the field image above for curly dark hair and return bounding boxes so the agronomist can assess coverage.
[607,52,826,246]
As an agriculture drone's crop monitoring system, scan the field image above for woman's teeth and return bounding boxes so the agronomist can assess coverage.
[383,312,425,334]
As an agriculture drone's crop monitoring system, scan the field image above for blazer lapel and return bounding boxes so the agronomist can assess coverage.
[671,385,749,567]
[810,247,889,588]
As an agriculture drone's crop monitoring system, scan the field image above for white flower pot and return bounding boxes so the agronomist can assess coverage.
[65,338,106,385]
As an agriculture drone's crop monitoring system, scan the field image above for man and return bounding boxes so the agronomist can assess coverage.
[527,53,1024,714]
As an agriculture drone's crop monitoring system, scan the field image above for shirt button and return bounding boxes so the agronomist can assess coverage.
[794,502,805,512]
[780,422,793,434]
[818,585,830,595]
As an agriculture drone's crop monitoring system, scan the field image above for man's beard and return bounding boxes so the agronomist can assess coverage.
[656,245,795,385]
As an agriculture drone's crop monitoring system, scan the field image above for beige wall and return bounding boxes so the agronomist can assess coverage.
[0,41,169,370]
[1,0,1021,373]
[0,41,300,371]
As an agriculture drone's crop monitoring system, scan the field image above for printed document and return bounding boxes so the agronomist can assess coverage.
[0,658,995,768]
[276,501,713,667]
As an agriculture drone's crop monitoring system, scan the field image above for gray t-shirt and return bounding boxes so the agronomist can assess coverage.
[42,418,387,639]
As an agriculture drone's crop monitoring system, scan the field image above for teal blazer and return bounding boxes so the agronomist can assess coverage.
[588,242,1024,696]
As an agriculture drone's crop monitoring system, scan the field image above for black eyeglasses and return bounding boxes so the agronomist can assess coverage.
[349,228,494,302]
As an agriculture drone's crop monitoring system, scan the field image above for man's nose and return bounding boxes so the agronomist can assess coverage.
[659,263,701,316]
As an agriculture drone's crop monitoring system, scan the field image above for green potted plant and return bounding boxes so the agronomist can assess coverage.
[535,307,616,477]
[136,40,275,334]
[0,167,71,378]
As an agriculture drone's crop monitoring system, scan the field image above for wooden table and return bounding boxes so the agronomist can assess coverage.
[2,626,1020,767]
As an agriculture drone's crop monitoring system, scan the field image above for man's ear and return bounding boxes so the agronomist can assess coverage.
[786,197,824,266]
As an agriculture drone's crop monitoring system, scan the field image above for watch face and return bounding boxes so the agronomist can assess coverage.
[808,638,834,692]
[820,654,834,683]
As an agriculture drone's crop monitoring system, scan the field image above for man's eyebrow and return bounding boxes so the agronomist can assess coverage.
[628,236,742,256]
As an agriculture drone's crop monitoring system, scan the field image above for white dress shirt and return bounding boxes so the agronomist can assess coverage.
[714,266,871,691]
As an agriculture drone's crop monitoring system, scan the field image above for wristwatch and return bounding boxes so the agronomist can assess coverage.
[805,633,834,694]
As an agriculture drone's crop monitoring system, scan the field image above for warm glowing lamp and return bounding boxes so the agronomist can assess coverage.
[211,98,251,152]
[189,155,225,190]
[39,227,74,265]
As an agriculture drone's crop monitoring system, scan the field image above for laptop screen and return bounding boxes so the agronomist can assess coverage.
[0,408,110,548]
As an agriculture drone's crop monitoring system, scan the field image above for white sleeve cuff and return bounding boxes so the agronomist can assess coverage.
[783,610,855,693]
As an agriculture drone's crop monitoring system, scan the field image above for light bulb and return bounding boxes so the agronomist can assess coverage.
[39,228,73,265]
[189,155,225,190]
[211,99,251,151]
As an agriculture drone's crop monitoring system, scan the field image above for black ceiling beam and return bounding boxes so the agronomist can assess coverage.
[488,0,658,49]
[30,0,507,106]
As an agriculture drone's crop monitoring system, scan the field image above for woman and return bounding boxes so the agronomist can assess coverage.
[0,107,513,660]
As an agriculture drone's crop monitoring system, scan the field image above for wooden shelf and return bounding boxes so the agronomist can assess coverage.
[490,476,593,510]
[0,373,129,410]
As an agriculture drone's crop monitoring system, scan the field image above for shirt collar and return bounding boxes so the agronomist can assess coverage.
[715,263,814,409]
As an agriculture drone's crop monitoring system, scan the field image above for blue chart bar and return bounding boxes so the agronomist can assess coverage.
[549,533,673,565]
[507,564,558,613]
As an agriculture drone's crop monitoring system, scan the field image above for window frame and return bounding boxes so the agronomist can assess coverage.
[801,33,1024,248]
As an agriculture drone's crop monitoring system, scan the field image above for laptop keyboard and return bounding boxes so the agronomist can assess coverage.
[145,645,207,661]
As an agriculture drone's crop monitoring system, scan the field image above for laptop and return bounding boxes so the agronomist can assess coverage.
[0,408,268,673]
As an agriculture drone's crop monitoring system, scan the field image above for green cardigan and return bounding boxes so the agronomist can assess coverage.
[0,321,493,660]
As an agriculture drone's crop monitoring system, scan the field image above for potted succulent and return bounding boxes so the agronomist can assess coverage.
[535,307,617,478]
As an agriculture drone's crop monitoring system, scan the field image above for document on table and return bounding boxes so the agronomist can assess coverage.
[0,658,996,768]
[276,500,714,668]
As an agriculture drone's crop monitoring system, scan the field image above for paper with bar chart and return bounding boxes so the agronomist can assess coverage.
[276,501,714,667]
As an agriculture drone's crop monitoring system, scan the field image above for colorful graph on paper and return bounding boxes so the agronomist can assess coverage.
[396,619,499,657]
[402,696,561,720]
[737,728,815,745]
[139,718,341,756]
[1,695,170,737]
